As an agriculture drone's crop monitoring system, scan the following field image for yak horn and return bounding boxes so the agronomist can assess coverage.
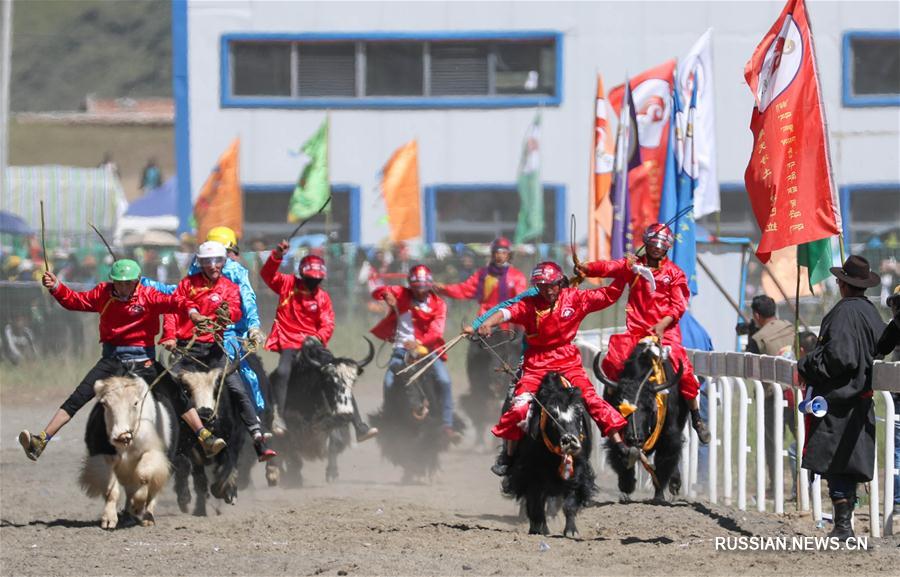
[357,337,375,369]
[652,361,684,393]
[592,353,618,390]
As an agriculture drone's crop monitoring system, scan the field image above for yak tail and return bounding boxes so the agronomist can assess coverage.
[80,454,116,499]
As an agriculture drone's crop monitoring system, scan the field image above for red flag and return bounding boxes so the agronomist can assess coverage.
[743,0,840,263]
[609,60,676,247]
[589,74,615,261]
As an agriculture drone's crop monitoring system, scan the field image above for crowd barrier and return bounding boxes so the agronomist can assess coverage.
[575,331,899,538]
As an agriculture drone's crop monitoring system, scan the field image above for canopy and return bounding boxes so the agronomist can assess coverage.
[0,211,33,236]
[117,177,179,238]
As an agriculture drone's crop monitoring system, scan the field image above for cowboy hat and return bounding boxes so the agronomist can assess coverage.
[829,255,880,288]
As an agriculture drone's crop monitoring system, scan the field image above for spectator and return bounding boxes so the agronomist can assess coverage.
[798,255,885,540]
[875,285,900,515]
[743,295,795,495]
[98,152,120,180]
[139,157,163,191]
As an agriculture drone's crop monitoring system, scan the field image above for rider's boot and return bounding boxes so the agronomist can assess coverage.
[253,433,277,462]
[196,427,227,457]
[690,409,711,444]
[490,442,515,476]
[356,423,379,443]
[18,430,48,461]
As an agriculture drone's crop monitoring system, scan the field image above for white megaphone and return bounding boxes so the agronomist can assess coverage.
[798,387,828,418]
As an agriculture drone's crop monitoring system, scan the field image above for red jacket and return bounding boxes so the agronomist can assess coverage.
[370,285,447,359]
[50,281,195,347]
[505,284,623,364]
[162,273,242,343]
[442,265,528,317]
[260,252,335,351]
[585,257,690,340]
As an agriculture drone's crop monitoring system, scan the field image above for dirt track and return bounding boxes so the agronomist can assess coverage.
[1,376,897,577]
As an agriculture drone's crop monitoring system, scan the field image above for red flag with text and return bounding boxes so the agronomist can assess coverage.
[609,60,676,248]
[743,0,840,263]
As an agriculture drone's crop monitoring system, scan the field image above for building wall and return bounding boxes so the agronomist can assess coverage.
[184,0,899,244]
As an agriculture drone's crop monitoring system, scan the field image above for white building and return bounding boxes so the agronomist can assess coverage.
[174,0,899,245]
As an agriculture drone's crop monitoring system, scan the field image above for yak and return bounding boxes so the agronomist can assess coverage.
[369,352,466,483]
[81,376,179,529]
[266,337,375,486]
[594,338,686,503]
[172,368,245,516]
[459,330,521,448]
[501,371,595,538]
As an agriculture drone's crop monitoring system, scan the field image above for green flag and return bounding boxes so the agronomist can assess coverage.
[515,111,543,244]
[797,237,833,291]
[288,119,330,223]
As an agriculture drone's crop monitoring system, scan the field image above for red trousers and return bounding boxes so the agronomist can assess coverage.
[601,333,700,400]
[492,347,626,441]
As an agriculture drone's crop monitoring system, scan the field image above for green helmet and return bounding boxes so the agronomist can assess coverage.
[109,259,141,282]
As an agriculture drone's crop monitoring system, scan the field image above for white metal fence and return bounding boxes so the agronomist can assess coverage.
[575,330,899,538]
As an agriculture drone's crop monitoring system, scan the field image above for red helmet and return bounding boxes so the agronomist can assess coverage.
[530,261,565,286]
[408,264,433,288]
[642,223,674,250]
[491,236,512,253]
[298,254,327,279]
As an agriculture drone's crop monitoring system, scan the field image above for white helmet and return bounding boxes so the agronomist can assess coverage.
[197,240,227,259]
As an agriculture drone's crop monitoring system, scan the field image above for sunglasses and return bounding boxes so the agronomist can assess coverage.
[198,256,226,266]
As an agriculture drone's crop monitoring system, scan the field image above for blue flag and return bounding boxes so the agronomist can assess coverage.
[611,79,641,259]
[660,77,698,294]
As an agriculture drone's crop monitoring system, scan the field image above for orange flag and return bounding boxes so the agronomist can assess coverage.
[381,140,421,242]
[589,74,615,261]
[194,138,242,242]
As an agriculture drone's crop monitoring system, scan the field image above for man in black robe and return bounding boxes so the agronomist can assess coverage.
[798,255,885,540]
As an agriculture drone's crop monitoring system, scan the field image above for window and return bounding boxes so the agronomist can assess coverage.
[222,32,562,108]
[297,43,356,97]
[242,185,359,243]
[425,185,565,244]
[841,185,900,244]
[232,43,291,97]
[697,184,757,240]
[843,31,900,107]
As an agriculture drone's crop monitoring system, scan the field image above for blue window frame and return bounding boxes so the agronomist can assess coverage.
[838,183,900,244]
[423,183,566,244]
[220,31,563,109]
[842,31,900,107]
[242,184,360,243]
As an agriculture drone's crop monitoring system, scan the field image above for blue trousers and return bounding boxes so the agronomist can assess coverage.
[383,350,454,428]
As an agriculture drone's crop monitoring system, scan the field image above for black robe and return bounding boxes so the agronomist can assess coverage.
[798,296,885,482]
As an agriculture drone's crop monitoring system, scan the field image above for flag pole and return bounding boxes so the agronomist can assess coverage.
[838,233,846,263]
[325,112,333,237]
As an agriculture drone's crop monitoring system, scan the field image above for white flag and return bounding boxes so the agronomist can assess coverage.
[677,28,719,218]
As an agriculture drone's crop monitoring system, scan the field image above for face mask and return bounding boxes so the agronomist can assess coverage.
[303,277,322,291]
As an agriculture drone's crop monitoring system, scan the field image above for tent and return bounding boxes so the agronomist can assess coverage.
[0,211,33,236]
[115,177,179,240]
[2,165,126,240]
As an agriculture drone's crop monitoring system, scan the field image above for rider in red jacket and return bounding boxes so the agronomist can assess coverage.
[435,237,528,320]
[262,240,377,442]
[474,261,639,476]
[579,223,711,444]
[161,241,276,461]
[371,264,462,442]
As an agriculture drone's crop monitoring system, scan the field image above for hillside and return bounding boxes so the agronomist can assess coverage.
[10,0,171,112]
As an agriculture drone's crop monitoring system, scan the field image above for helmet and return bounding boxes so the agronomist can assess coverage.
[887,285,900,308]
[530,261,565,286]
[197,241,227,260]
[408,264,433,288]
[109,259,141,281]
[206,226,238,253]
[642,223,674,250]
[491,236,512,253]
[299,254,327,279]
